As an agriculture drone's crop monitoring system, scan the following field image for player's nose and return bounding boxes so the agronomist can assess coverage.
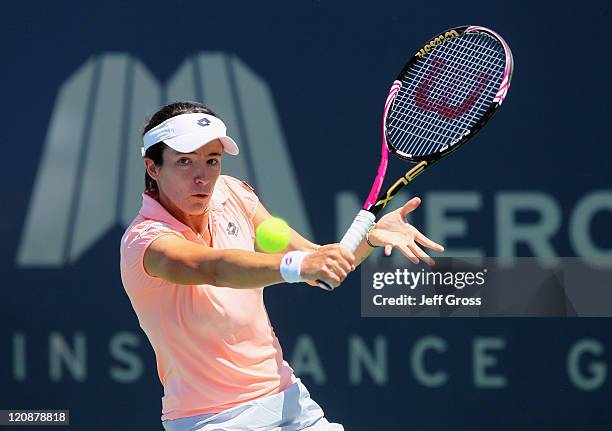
[193,163,214,184]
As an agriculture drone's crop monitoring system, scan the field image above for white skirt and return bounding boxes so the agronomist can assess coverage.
[161,378,344,431]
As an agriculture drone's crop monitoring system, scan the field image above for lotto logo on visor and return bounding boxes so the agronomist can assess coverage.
[197,117,210,127]
[141,113,239,157]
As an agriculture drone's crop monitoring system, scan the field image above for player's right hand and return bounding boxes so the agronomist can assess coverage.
[300,244,356,289]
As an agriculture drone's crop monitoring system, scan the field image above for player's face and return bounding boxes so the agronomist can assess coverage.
[155,140,223,216]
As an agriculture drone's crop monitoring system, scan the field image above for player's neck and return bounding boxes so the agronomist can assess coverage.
[183,213,210,239]
[156,191,211,238]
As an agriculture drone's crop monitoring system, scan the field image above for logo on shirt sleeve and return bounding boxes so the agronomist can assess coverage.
[135,222,171,239]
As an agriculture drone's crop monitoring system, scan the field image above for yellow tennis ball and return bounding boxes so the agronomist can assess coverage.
[256,217,291,253]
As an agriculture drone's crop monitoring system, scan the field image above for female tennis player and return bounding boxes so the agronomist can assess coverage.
[119,101,444,431]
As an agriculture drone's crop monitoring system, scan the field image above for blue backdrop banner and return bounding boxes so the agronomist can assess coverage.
[2,1,611,430]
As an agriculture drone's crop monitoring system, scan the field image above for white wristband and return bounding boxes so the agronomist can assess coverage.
[280,251,310,283]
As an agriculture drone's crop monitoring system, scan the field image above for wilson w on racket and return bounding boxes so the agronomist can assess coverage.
[318,25,514,291]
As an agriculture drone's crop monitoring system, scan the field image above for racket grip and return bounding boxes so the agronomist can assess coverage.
[339,210,376,252]
[315,210,376,292]
[316,280,334,291]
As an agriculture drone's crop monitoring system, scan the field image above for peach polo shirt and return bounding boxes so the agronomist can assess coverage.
[119,175,294,421]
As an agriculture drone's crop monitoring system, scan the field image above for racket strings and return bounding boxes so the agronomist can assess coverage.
[392,35,503,156]
[387,32,506,158]
[394,37,502,155]
[403,36,503,114]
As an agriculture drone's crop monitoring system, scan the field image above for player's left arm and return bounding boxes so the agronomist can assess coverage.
[253,198,443,267]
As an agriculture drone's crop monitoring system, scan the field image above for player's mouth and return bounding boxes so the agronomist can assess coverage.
[192,193,209,199]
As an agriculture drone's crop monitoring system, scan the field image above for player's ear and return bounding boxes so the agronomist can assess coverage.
[144,158,160,181]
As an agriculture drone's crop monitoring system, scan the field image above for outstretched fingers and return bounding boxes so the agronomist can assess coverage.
[399,197,422,218]
[408,242,435,266]
[414,230,445,252]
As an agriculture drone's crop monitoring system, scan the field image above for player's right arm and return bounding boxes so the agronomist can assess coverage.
[143,235,355,289]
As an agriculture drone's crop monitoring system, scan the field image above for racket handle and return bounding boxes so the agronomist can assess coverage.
[316,280,334,291]
[339,210,376,252]
[316,210,376,291]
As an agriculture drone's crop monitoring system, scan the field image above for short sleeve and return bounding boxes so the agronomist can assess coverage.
[120,221,183,282]
[222,175,260,220]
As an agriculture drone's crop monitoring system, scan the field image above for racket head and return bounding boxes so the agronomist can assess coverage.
[384,25,514,163]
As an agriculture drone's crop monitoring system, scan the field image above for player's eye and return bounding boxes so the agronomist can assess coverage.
[207,158,219,166]
[177,158,192,166]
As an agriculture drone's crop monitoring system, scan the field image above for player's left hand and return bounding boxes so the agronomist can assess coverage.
[368,197,444,266]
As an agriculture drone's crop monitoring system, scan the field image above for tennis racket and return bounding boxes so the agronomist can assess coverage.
[318,25,514,291]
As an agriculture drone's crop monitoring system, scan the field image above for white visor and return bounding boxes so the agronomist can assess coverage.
[141,113,239,157]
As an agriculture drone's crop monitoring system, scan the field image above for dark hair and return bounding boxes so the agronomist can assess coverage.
[142,101,220,192]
